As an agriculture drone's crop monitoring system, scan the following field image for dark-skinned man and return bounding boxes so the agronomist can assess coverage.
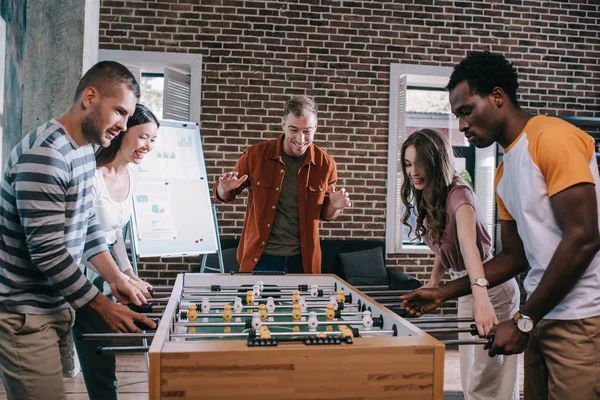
[400,51,600,400]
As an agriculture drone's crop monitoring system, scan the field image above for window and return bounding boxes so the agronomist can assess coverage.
[97,50,201,122]
[386,63,497,254]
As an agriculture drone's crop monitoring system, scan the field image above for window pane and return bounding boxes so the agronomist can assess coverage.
[405,88,467,147]
[402,88,469,245]
[140,74,164,119]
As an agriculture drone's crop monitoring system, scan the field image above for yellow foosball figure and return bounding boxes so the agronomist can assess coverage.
[246,290,255,313]
[292,290,300,305]
[337,289,345,304]
[325,303,335,332]
[258,304,268,322]
[339,325,354,343]
[223,304,233,333]
[292,303,301,332]
[188,304,198,333]
[259,326,272,339]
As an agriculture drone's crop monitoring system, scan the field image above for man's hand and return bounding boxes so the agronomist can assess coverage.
[88,294,157,333]
[328,185,351,210]
[109,275,147,306]
[399,287,446,317]
[485,319,529,357]
[218,171,248,198]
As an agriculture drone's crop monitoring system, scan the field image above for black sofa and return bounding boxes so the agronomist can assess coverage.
[202,238,422,291]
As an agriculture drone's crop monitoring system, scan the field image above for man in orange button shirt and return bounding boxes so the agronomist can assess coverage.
[214,95,351,274]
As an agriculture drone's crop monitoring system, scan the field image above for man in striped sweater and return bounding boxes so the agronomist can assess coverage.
[0,61,157,400]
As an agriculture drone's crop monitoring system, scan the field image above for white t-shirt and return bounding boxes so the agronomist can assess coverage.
[85,168,133,274]
[495,115,600,320]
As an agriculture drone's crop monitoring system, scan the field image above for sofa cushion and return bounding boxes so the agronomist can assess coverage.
[339,247,388,287]
[320,239,385,278]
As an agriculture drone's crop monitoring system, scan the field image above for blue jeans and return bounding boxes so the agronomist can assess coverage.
[253,254,304,273]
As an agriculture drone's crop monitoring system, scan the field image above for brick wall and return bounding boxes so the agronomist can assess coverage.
[100,1,600,313]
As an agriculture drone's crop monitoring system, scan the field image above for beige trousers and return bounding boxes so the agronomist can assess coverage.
[453,271,521,400]
[524,314,600,400]
[0,307,75,400]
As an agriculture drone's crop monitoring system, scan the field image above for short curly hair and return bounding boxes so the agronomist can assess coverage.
[447,51,520,108]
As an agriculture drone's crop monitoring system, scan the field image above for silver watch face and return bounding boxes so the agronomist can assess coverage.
[517,317,534,332]
[474,277,489,287]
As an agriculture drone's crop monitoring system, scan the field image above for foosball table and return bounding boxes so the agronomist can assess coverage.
[147,273,445,399]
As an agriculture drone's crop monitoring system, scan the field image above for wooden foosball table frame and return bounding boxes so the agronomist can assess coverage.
[149,273,445,399]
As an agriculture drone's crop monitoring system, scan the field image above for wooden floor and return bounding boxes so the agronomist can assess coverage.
[0,348,524,399]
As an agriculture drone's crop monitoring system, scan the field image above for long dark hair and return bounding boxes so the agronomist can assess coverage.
[95,104,160,168]
[400,129,463,245]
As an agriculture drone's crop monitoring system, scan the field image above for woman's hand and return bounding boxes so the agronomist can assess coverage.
[471,286,498,337]
[125,270,153,298]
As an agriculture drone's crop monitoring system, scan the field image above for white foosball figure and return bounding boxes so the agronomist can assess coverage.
[299,297,307,321]
[252,312,263,331]
[201,298,211,322]
[362,311,373,330]
[307,311,319,332]
[329,295,339,311]
[233,297,243,322]
[252,284,261,299]
[310,284,319,297]
[256,280,264,292]
[266,297,276,322]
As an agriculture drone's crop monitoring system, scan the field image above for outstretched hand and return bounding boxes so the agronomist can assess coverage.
[328,184,351,210]
[218,171,248,193]
[399,287,446,317]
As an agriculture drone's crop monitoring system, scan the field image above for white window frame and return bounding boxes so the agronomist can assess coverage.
[97,50,202,123]
[386,63,497,254]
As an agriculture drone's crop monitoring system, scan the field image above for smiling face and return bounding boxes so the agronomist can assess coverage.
[402,145,426,191]
[81,83,138,147]
[282,112,317,157]
[119,122,159,165]
[449,81,504,149]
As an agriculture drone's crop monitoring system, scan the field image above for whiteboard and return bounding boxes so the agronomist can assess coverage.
[129,120,218,258]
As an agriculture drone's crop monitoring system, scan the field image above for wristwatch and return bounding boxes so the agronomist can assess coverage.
[471,277,489,288]
[512,311,535,333]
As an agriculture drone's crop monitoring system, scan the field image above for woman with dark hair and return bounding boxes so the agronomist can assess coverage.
[400,128,520,400]
[73,103,160,400]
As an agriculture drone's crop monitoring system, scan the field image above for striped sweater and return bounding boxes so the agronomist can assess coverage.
[0,119,107,314]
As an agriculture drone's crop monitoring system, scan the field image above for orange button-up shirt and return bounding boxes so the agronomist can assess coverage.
[213,135,338,274]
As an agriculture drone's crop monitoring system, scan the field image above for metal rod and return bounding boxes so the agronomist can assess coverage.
[378,302,405,307]
[423,327,475,334]
[170,329,395,339]
[97,346,150,354]
[80,333,156,340]
[354,285,389,291]
[175,319,365,328]
[185,285,337,291]
[179,311,366,319]
[179,296,343,303]
[361,290,411,296]
[178,303,359,311]
[442,339,490,346]
[410,317,474,324]
[150,285,174,290]
[361,295,405,301]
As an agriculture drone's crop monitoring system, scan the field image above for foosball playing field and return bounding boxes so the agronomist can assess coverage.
[147,273,446,400]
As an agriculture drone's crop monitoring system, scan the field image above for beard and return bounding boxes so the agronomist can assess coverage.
[81,108,110,147]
